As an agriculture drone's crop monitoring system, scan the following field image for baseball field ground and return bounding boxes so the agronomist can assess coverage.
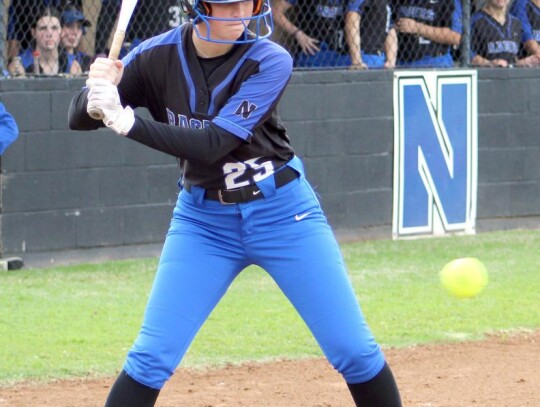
[1,228,539,406]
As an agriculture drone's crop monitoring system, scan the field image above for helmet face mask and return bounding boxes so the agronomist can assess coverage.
[180,0,273,44]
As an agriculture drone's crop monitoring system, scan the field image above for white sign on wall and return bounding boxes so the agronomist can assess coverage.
[392,70,478,239]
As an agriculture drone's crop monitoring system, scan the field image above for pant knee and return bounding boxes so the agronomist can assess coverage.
[329,344,387,384]
[124,347,175,390]
[123,330,189,389]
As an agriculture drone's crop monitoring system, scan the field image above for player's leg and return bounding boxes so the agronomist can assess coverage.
[105,190,248,406]
[105,371,159,407]
[346,361,401,406]
[248,179,402,406]
[261,228,402,406]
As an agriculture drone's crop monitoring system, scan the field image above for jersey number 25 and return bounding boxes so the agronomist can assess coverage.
[223,158,275,189]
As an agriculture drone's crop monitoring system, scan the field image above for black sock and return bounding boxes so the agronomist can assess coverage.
[347,362,402,407]
[104,370,160,407]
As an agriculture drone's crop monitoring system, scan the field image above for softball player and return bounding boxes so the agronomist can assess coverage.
[345,0,396,68]
[471,0,540,67]
[68,0,403,405]
[392,0,463,67]
[273,0,352,67]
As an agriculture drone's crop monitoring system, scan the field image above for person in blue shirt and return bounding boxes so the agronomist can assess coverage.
[0,102,23,270]
[392,0,463,67]
[510,0,540,57]
[0,102,18,155]
[61,4,93,72]
[471,0,540,67]
[68,0,404,404]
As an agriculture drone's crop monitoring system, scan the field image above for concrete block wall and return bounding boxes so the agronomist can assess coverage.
[474,69,540,223]
[0,78,179,254]
[279,70,395,236]
[1,68,539,255]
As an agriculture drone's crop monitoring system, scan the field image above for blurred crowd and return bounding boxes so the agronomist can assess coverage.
[2,0,540,77]
[3,0,185,77]
[274,0,540,69]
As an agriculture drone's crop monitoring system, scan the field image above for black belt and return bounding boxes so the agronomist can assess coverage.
[184,166,298,205]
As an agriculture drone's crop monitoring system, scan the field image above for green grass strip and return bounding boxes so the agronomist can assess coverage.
[1,229,539,385]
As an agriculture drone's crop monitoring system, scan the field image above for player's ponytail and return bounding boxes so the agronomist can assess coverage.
[180,0,208,19]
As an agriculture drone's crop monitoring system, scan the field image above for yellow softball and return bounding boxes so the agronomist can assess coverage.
[440,258,488,299]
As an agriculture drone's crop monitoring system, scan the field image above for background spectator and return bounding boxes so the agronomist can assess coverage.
[510,0,540,57]
[471,0,540,67]
[6,0,80,60]
[61,3,93,72]
[8,6,82,76]
[392,0,463,67]
[345,0,396,69]
[273,0,353,68]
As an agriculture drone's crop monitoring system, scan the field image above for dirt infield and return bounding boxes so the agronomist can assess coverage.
[2,330,538,407]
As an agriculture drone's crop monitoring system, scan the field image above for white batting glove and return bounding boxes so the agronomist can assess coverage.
[86,78,135,135]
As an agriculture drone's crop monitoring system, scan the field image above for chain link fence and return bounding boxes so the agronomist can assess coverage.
[0,0,538,77]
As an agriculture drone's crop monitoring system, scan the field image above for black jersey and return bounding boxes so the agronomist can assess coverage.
[355,0,392,54]
[117,23,295,189]
[471,10,523,63]
[392,0,462,62]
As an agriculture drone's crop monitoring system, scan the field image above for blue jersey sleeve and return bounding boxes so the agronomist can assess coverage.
[65,53,77,74]
[510,0,534,42]
[0,103,19,155]
[212,43,293,141]
[451,0,463,34]
[19,49,34,70]
[347,0,366,14]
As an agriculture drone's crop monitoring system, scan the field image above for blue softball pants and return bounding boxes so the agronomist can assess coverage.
[123,157,386,389]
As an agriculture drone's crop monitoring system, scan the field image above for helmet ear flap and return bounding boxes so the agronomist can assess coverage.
[252,0,263,15]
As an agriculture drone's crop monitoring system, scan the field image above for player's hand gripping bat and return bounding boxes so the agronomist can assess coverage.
[87,0,139,120]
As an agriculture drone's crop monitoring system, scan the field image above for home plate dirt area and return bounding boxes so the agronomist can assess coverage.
[2,330,538,407]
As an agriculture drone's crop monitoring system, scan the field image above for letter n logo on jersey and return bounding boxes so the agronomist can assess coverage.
[392,71,478,239]
[234,99,257,119]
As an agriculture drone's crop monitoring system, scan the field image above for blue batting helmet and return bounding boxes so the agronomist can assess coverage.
[180,0,273,44]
